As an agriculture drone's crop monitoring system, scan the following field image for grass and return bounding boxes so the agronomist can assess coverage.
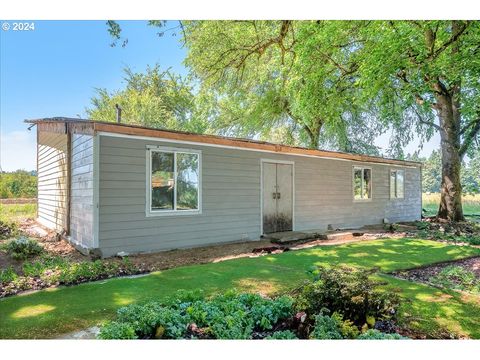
[0,238,479,339]
[0,203,36,223]
[423,193,480,217]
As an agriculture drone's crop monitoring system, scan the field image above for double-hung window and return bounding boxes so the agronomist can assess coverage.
[147,146,201,216]
[353,167,372,200]
[390,169,404,199]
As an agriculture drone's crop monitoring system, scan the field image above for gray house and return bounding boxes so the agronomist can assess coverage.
[27,118,422,257]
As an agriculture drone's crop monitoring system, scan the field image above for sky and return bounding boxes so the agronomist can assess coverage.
[0,20,440,171]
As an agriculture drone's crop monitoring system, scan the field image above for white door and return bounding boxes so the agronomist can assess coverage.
[262,162,293,233]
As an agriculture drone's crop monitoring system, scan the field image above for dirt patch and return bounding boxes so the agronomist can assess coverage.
[392,256,480,285]
[2,219,409,275]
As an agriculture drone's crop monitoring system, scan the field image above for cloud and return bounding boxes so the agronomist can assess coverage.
[0,130,36,171]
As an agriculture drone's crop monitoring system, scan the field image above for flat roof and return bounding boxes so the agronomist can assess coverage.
[25,117,422,167]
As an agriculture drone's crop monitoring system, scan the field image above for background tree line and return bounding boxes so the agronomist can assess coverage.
[413,150,480,194]
[0,170,37,198]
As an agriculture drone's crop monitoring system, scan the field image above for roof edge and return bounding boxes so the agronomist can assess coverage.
[26,117,422,167]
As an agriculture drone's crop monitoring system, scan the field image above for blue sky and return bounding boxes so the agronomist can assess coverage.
[0,20,439,171]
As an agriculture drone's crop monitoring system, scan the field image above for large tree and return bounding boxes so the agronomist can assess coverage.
[350,21,480,221]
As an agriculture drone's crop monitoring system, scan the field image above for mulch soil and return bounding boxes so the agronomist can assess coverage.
[392,256,480,285]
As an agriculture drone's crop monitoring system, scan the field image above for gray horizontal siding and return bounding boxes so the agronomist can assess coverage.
[69,134,95,249]
[37,131,68,231]
[97,135,421,256]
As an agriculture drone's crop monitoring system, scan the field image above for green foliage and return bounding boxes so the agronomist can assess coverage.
[1,256,142,297]
[0,220,19,240]
[183,21,383,152]
[87,65,209,133]
[413,220,480,246]
[463,150,480,194]
[310,311,359,339]
[430,266,480,294]
[97,322,138,340]
[6,237,43,260]
[421,150,442,193]
[98,291,295,339]
[265,330,298,340]
[357,329,408,340]
[296,266,399,326]
[0,266,18,284]
[0,171,37,199]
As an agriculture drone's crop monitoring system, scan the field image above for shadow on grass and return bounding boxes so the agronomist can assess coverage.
[0,238,479,339]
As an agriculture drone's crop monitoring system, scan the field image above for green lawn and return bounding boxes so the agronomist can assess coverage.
[0,238,479,339]
[0,203,36,223]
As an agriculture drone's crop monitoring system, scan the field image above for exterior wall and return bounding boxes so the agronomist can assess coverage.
[37,131,68,231]
[97,134,421,257]
[69,133,95,250]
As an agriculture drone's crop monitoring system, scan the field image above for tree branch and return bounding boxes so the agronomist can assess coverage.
[459,117,480,157]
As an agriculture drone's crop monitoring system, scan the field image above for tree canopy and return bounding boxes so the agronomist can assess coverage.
[87,65,210,133]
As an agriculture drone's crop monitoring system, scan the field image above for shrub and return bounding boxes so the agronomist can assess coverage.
[98,322,138,340]
[6,237,43,260]
[0,266,18,283]
[357,329,408,340]
[0,220,18,239]
[310,311,359,339]
[295,266,399,326]
[265,330,298,339]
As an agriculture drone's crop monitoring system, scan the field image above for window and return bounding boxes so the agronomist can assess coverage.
[390,169,404,199]
[353,167,372,200]
[147,147,201,215]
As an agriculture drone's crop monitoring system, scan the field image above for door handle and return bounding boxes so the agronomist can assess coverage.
[277,192,281,199]
[272,192,277,199]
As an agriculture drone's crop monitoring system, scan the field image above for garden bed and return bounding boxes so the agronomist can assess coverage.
[392,256,480,293]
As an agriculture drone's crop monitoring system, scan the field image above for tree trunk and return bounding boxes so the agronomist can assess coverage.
[436,93,465,221]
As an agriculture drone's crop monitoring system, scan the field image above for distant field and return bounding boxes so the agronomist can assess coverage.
[423,193,480,217]
[0,203,37,223]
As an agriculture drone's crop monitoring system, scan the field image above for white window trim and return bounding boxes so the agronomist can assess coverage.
[352,166,373,202]
[145,145,202,217]
[390,169,405,200]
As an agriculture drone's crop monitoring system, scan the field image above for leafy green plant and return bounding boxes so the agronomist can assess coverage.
[0,220,19,240]
[97,322,137,340]
[0,266,18,283]
[98,291,295,340]
[310,311,359,339]
[296,266,399,326]
[6,237,43,260]
[357,329,408,340]
[265,330,298,339]
[430,266,479,294]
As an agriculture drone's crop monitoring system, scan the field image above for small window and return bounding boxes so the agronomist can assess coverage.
[390,169,404,199]
[353,167,372,200]
[147,147,201,215]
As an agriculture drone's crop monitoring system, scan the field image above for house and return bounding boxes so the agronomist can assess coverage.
[26,118,422,257]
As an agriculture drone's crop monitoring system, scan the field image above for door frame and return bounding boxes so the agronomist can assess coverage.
[260,158,295,235]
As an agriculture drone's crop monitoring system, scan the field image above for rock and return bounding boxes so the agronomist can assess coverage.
[295,311,307,323]
[116,251,129,258]
[352,232,364,237]
[155,326,165,339]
